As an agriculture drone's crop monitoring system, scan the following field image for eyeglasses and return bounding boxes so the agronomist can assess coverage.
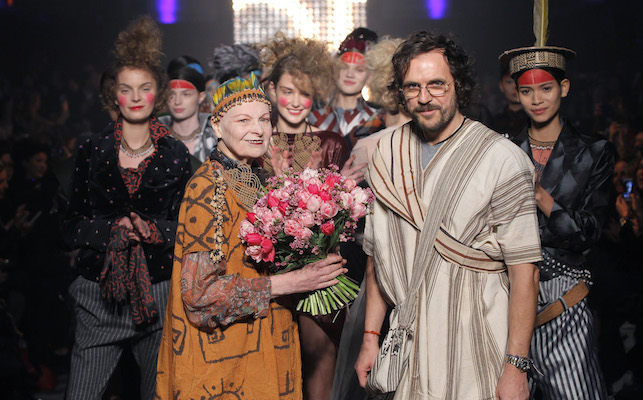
[400,81,452,99]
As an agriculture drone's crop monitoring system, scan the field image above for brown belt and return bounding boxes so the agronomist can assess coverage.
[535,281,589,328]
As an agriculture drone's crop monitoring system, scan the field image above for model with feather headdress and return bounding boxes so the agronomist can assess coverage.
[500,1,611,398]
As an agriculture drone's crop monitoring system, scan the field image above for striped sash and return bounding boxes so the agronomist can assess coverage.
[434,225,506,273]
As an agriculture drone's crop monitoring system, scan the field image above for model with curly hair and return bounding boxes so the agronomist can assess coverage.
[63,16,192,400]
[259,33,368,400]
[260,33,351,177]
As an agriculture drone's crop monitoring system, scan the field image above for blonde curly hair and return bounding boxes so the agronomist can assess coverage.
[364,37,403,113]
[260,33,334,102]
[100,16,169,113]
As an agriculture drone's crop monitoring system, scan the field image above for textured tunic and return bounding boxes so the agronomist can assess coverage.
[155,158,302,399]
[364,120,542,399]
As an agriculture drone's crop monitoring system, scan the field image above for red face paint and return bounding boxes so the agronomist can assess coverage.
[117,95,127,108]
[302,98,312,109]
[146,93,155,104]
[278,97,289,107]
[517,69,556,85]
[340,52,365,65]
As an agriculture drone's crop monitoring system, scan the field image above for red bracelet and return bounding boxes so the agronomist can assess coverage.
[364,330,381,336]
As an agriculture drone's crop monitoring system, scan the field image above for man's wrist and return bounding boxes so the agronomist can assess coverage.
[505,353,533,373]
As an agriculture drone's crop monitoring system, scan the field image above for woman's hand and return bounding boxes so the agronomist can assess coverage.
[534,181,554,217]
[129,212,150,240]
[270,147,290,176]
[340,155,367,183]
[270,253,347,297]
[117,213,150,243]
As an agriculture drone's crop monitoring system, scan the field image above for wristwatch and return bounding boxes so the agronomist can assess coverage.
[505,353,533,373]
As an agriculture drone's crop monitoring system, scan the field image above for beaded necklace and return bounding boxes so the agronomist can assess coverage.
[120,136,154,158]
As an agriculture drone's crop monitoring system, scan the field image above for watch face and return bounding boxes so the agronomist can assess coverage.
[519,359,530,372]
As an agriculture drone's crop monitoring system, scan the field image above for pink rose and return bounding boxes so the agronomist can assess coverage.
[300,211,315,228]
[319,191,331,201]
[350,203,367,219]
[239,219,256,238]
[344,178,356,191]
[320,201,339,218]
[246,245,262,261]
[278,201,289,214]
[267,195,279,209]
[308,184,320,195]
[340,192,354,208]
[284,219,304,237]
[246,212,256,224]
[307,177,321,188]
[298,189,312,202]
[245,232,263,246]
[351,187,369,204]
[261,239,275,262]
[321,221,335,236]
[298,227,313,241]
[326,174,342,188]
[306,195,322,212]
[300,168,319,181]
[257,209,274,226]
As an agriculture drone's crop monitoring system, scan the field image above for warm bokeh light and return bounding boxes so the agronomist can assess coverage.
[233,0,367,48]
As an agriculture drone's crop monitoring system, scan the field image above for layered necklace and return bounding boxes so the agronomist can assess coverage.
[171,126,200,143]
[528,131,557,179]
[120,135,154,158]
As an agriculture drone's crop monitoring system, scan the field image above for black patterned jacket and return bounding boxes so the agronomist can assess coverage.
[513,121,615,277]
[63,121,192,283]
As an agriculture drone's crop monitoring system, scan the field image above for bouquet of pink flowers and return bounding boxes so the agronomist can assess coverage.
[239,166,374,315]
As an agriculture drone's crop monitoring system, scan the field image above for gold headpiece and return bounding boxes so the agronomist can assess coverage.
[211,72,271,123]
[498,0,575,77]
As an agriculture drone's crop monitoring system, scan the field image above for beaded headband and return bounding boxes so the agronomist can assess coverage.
[211,72,271,123]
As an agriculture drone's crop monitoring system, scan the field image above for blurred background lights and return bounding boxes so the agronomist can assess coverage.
[233,0,367,48]
[425,0,448,19]
[157,0,177,24]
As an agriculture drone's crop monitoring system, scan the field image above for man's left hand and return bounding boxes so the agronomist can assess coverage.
[495,366,529,400]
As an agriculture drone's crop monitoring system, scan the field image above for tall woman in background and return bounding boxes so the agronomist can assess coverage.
[63,17,191,399]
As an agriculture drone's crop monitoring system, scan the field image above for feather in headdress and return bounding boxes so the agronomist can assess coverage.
[533,0,549,47]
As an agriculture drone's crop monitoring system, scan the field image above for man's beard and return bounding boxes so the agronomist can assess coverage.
[409,102,456,142]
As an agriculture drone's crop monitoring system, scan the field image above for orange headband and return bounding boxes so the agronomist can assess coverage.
[170,79,197,90]
[340,52,365,65]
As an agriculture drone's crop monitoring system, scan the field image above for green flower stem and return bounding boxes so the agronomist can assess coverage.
[337,275,360,291]
[324,290,337,310]
[331,285,349,304]
[327,288,343,308]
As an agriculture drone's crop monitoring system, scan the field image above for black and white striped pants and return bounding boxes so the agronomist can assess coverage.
[65,276,169,400]
[530,275,607,400]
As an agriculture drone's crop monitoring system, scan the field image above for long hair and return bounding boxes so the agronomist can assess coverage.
[391,31,477,110]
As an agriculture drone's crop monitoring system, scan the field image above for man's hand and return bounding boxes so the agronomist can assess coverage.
[355,335,379,388]
[340,155,367,182]
[496,365,529,400]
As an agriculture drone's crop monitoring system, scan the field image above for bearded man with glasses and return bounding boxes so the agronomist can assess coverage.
[354,31,543,400]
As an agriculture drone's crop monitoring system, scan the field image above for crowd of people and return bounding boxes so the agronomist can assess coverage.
[0,11,642,400]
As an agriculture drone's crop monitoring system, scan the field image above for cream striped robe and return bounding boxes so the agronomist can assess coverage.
[363,119,542,399]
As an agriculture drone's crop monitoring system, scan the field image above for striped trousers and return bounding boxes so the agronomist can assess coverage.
[530,275,607,400]
[65,276,170,400]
